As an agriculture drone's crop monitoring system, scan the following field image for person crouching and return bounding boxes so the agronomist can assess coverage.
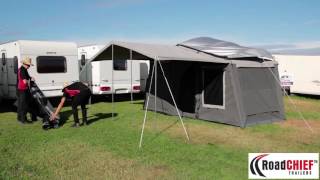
[50,82,92,127]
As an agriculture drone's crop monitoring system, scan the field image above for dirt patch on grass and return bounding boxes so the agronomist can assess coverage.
[279,119,320,140]
[280,119,320,129]
[284,98,320,112]
[24,141,174,180]
[145,118,320,152]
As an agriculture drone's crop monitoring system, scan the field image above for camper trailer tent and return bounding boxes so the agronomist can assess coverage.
[89,38,285,127]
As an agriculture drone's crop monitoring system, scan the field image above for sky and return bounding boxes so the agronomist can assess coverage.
[1,0,320,54]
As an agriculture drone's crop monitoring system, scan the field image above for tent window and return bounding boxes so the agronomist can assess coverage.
[37,56,67,73]
[202,68,225,109]
[113,59,127,71]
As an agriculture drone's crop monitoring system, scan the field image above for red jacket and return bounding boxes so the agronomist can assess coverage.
[17,68,28,90]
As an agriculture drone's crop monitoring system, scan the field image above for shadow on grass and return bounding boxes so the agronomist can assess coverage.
[58,110,74,126]
[141,120,182,148]
[58,111,118,127]
[291,93,320,99]
[0,100,17,113]
[88,113,118,125]
[132,101,145,105]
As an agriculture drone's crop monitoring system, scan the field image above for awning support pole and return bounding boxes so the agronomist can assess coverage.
[112,44,114,120]
[264,59,314,133]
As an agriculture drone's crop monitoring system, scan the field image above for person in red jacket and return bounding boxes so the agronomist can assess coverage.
[17,57,35,124]
[50,82,92,127]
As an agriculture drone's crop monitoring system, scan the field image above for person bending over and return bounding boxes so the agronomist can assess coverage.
[50,82,92,127]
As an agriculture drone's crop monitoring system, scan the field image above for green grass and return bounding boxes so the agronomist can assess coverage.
[0,96,319,179]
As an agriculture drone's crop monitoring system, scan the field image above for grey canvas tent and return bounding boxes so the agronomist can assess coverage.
[88,37,285,127]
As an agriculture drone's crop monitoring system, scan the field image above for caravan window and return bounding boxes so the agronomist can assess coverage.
[113,59,127,71]
[1,53,6,65]
[202,68,225,109]
[37,56,67,73]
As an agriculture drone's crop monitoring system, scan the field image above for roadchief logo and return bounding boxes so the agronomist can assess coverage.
[249,153,319,179]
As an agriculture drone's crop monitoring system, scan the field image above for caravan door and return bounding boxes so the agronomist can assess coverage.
[7,56,18,98]
[1,51,9,96]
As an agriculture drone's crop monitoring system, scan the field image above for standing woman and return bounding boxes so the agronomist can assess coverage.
[17,57,35,124]
[50,82,92,127]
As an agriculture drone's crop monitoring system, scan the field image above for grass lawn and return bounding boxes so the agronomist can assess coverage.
[0,95,319,179]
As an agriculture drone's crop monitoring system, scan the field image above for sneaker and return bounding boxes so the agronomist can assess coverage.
[80,122,88,126]
[42,122,50,130]
[25,120,33,124]
[71,123,80,128]
[18,120,25,125]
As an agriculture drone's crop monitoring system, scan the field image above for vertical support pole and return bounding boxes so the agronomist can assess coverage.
[154,58,157,115]
[112,44,114,120]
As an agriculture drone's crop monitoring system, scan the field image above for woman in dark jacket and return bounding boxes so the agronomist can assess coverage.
[50,82,92,127]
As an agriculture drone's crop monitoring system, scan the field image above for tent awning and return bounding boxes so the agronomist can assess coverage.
[88,40,277,68]
[91,41,229,63]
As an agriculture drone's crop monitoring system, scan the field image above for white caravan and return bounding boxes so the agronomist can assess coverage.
[78,45,142,95]
[0,40,79,99]
[274,54,320,95]
[78,45,104,72]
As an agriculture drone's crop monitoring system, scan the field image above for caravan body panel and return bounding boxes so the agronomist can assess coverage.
[79,45,141,95]
[90,60,141,95]
[0,40,79,99]
[275,55,320,95]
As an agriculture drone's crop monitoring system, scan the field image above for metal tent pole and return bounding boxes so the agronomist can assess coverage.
[139,60,156,148]
[158,60,190,141]
[154,57,157,130]
[112,44,114,120]
[265,63,314,133]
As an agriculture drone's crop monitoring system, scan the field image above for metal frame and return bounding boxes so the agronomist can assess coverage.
[139,58,190,148]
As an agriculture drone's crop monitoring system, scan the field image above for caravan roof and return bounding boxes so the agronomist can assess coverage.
[1,40,77,56]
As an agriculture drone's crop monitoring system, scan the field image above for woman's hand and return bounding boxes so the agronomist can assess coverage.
[50,113,57,121]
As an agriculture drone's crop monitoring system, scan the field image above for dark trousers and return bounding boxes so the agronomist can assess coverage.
[17,90,29,122]
[71,89,91,124]
[17,90,37,122]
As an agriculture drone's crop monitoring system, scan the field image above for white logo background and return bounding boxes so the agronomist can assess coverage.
[249,153,319,179]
